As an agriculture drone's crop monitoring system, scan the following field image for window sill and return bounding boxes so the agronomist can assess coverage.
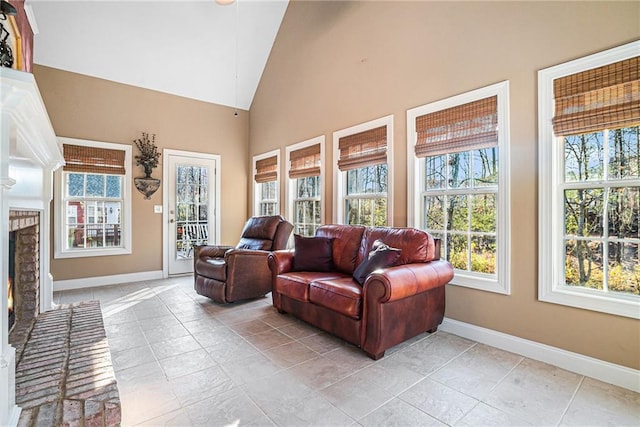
[449,271,510,295]
[54,247,132,259]
[539,285,640,320]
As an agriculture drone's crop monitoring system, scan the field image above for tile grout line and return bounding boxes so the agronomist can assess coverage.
[556,374,586,426]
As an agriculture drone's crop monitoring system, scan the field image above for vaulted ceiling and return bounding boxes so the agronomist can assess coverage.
[29,0,289,110]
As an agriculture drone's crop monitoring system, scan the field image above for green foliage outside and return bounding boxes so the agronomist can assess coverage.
[425,148,498,275]
[563,127,639,296]
[346,164,388,226]
[294,176,322,236]
[448,235,496,274]
[565,250,640,295]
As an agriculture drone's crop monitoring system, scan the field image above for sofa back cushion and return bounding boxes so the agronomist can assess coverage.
[316,225,365,274]
[292,234,334,271]
[359,227,435,266]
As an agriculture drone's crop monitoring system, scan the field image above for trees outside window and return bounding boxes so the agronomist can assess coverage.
[175,165,209,256]
[286,137,324,236]
[253,150,280,217]
[333,115,393,225]
[345,164,388,226]
[562,128,639,295]
[538,41,639,318]
[259,181,278,215]
[407,81,510,294]
[423,148,498,274]
[293,176,321,235]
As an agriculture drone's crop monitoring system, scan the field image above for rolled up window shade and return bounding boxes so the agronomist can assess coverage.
[289,144,321,179]
[415,96,498,158]
[63,144,126,175]
[337,125,387,171]
[552,56,639,136]
[254,155,278,183]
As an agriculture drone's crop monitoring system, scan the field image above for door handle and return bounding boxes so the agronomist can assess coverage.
[170,219,175,223]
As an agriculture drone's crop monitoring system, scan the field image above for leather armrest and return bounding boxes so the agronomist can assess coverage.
[195,245,234,259]
[225,249,271,273]
[224,248,269,260]
[268,249,295,274]
[364,260,454,303]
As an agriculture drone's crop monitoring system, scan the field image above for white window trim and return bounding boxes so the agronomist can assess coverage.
[407,81,511,294]
[54,137,132,258]
[285,136,325,234]
[538,41,640,319]
[333,115,394,225]
[252,149,280,216]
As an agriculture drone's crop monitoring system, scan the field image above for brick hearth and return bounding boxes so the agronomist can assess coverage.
[14,301,121,427]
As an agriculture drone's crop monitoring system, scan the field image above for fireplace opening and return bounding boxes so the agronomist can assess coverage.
[8,231,15,332]
[8,211,40,344]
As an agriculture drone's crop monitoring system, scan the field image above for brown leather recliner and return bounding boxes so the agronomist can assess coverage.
[194,215,293,303]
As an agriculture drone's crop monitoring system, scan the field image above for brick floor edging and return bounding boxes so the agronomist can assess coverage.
[15,301,121,427]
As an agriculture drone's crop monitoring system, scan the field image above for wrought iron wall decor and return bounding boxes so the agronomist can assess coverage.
[133,132,161,199]
[0,0,17,68]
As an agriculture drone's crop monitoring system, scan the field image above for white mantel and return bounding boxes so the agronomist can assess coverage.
[0,67,64,427]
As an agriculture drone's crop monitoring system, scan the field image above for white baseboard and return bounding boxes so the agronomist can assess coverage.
[53,270,164,291]
[440,317,640,393]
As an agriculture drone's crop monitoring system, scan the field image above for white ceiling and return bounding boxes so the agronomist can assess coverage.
[28,0,289,110]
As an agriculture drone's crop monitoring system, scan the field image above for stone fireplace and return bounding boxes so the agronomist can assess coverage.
[1,67,64,426]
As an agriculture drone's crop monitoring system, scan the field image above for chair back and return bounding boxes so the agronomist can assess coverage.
[236,215,293,251]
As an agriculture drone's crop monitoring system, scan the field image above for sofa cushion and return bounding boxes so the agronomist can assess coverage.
[359,227,435,265]
[275,272,344,302]
[353,240,402,285]
[292,235,334,272]
[316,225,365,275]
[309,278,363,319]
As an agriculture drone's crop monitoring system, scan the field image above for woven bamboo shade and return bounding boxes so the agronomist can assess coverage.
[63,144,126,175]
[254,155,278,183]
[289,144,321,179]
[552,56,639,136]
[337,125,387,171]
[415,96,498,158]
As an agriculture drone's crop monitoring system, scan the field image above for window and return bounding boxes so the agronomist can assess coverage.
[253,150,280,216]
[538,41,639,319]
[333,115,393,225]
[286,136,324,236]
[54,138,132,258]
[407,82,510,294]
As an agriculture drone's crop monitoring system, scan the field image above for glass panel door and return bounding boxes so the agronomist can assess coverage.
[168,154,216,275]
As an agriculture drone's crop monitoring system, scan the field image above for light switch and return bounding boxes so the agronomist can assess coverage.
[154,205,163,213]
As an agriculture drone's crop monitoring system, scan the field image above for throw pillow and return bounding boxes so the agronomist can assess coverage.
[292,234,334,272]
[352,240,402,285]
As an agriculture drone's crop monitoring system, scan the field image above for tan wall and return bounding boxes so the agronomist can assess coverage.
[250,1,640,369]
[34,65,249,280]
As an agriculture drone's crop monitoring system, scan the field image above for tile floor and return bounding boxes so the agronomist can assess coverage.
[54,276,640,427]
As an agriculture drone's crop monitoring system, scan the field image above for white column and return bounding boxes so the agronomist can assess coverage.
[39,169,54,312]
[0,110,21,427]
[1,67,63,427]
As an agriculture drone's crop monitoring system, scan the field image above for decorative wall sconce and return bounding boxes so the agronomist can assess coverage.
[0,0,18,68]
[133,132,161,199]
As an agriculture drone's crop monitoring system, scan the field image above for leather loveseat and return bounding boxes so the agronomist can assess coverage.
[268,225,454,360]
